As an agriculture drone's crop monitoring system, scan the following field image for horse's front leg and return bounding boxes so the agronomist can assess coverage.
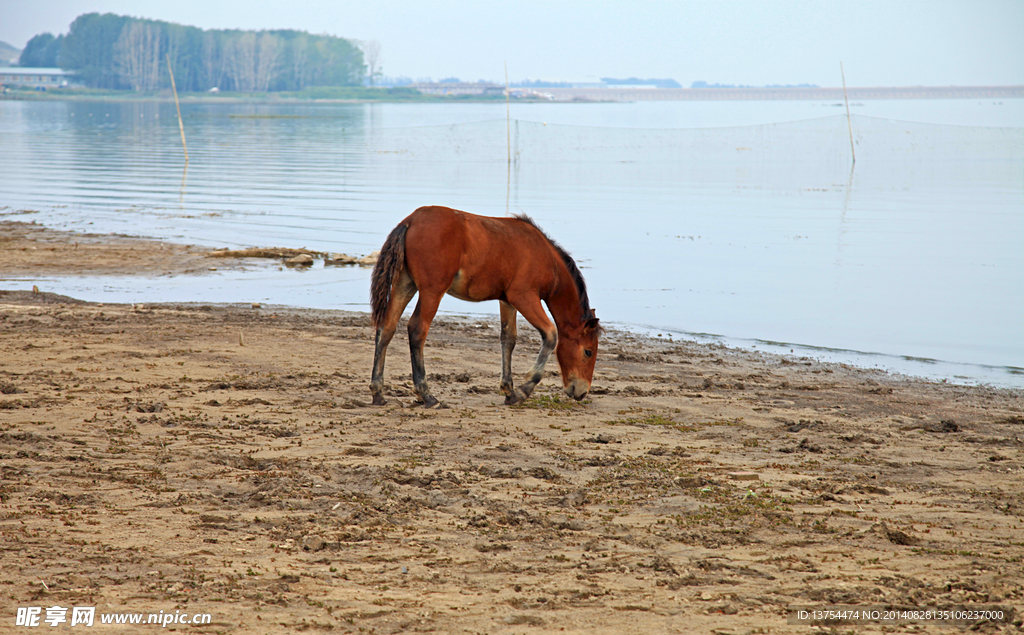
[517,326,556,400]
[506,296,557,403]
[408,292,443,407]
[498,301,523,405]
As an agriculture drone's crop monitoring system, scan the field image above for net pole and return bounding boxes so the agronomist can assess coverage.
[505,62,511,166]
[167,54,188,165]
[841,62,855,166]
[505,62,511,213]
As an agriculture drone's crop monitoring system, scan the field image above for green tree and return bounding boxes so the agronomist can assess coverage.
[308,36,364,88]
[19,33,62,67]
[43,12,366,92]
[60,13,130,88]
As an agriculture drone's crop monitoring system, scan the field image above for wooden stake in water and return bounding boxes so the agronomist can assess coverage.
[505,61,511,166]
[505,61,511,214]
[167,54,188,165]
[841,62,855,166]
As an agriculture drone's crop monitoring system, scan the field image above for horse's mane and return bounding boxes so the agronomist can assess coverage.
[512,213,592,320]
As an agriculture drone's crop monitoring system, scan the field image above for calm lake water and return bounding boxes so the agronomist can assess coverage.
[1,98,1022,386]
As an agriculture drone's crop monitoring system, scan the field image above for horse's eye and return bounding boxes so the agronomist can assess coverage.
[584,349,593,358]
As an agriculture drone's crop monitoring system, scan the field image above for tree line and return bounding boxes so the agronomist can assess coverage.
[19,13,367,92]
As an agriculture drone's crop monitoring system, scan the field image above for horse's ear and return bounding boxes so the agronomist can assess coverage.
[584,312,600,333]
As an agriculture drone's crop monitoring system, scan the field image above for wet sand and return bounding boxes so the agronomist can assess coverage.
[1,221,1022,633]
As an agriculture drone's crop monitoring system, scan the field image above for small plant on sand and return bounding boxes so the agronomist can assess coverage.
[515,394,588,411]
[607,411,700,432]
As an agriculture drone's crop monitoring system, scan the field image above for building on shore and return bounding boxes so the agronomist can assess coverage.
[409,82,505,96]
[0,68,74,90]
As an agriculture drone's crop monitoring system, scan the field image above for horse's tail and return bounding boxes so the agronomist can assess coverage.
[370,222,409,328]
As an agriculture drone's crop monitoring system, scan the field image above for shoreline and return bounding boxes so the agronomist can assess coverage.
[618,322,1024,391]
[3,84,1023,104]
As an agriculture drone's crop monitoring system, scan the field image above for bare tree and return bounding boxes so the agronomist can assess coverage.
[362,39,381,86]
[291,34,309,90]
[225,32,257,92]
[224,31,279,92]
[115,22,162,91]
[254,33,280,92]
[202,31,225,90]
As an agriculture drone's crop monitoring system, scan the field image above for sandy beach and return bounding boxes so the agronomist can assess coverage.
[2,220,1022,633]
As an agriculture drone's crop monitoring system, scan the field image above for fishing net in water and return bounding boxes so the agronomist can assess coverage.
[361,114,1024,192]
[364,114,1024,163]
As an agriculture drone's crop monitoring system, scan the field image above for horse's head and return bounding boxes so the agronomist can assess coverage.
[556,310,601,400]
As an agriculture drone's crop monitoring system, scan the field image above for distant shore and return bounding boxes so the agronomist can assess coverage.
[3,84,1022,104]
[543,85,1024,102]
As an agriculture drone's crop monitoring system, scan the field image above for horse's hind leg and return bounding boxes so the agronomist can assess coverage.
[370,271,416,406]
[499,301,521,405]
[408,289,444,407]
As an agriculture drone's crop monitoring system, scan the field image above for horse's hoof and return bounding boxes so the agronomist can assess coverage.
[504,388,528,406]
[371,393,387,406]
[420,395,439,408]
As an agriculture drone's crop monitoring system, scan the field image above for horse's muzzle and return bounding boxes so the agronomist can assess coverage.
[563,378,590,401]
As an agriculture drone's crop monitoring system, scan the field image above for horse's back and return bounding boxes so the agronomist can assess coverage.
[404,206,546,260]
[402,206,555,302]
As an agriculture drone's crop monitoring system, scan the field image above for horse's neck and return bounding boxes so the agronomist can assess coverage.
[546,261,584,331]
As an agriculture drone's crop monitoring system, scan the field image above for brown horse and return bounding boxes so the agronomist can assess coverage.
[369,206,600,407]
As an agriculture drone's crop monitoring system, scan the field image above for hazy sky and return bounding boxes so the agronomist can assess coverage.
[3,0,1023,86]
